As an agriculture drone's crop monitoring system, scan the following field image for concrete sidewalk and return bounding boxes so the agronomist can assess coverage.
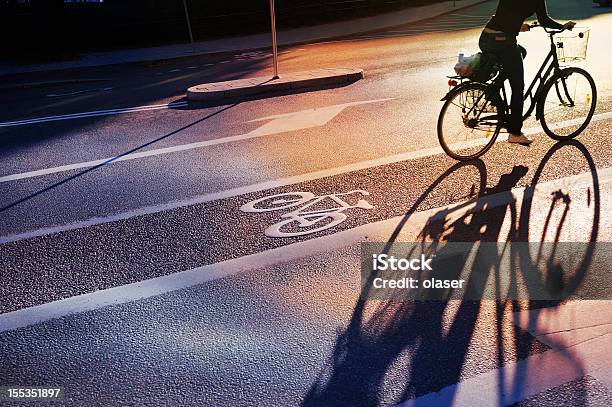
[0,0,490,77]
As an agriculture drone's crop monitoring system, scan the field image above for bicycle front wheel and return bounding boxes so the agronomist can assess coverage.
[538,67,597,140]
[438,83,502,161]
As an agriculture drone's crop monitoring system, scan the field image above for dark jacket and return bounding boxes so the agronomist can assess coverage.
[486,0,563,35]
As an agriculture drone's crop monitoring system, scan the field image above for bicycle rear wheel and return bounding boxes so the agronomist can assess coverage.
[438,83,502,161]
[538,67,597,140]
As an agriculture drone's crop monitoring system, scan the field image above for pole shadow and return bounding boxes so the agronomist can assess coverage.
[0,102,239,214]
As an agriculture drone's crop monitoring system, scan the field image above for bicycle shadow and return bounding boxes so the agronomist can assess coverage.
[504,140,601,405]
[302,140,600,407]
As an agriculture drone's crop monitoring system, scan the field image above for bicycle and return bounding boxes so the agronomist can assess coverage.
[438,23,597,161]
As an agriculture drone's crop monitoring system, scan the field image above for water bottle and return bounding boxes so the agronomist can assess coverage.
[458,49,466,64]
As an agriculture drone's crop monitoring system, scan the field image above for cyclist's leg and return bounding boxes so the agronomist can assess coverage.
[480,33,531,145]
[479,33,525,132]
[504,43,525,135]
[503,44,534,145]
[478,32,510,110]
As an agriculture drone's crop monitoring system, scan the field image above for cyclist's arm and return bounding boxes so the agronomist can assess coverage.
[534,0,563,30]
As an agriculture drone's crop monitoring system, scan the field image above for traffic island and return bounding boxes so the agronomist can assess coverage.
[186,68,363,102]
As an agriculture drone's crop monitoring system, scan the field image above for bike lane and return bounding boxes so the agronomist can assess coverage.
[1,150,611,406]
[1,116,611,315]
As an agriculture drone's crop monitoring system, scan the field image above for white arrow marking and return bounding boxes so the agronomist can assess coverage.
[247,99,392,137]
[0,99,392,184]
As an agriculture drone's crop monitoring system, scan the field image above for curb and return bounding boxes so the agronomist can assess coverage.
[187,68,363,102]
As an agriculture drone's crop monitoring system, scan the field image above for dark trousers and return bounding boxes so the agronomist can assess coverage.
[479,31,526,134]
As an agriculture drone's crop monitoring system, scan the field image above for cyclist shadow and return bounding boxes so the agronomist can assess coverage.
[302,140,599,407]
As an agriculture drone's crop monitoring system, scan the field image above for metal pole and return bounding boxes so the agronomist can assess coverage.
[183,0,195,52]
[269,0,279,79]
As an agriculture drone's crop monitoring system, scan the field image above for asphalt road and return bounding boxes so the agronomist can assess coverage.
[1,1,612,406]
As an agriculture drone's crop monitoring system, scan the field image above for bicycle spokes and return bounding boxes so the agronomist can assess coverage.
[438,83,502,160]
[545,74,590,116]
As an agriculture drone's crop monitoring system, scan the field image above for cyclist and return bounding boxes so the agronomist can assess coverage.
[479,1,575,146]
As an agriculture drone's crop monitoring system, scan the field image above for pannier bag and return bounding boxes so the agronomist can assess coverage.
[454,52,498,82]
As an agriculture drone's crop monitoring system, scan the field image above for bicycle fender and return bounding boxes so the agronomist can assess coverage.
[441,85,461,101]
[440,82,480,101]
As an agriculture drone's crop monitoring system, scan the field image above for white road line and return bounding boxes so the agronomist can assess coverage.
[45,87,113,98]
[0,99,393,184]
[0,213,398,333]
[2,106,609,185]
[0,121,608,244]
[0,168,608,333]
[0,101,189,128]
[400,302,612,407]
[0,150,436,244]
[1,111,610,244]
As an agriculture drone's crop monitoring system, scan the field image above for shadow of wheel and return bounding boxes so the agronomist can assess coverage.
[517,140,600,300]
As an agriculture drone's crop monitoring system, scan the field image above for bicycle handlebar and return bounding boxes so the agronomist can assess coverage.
[529,21,572,35]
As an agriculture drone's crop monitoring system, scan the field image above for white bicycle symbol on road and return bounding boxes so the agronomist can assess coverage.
[240,190,374,238]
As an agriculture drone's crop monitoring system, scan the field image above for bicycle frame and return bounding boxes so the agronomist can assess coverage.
[502,30,565,120]
[451,26,572,126]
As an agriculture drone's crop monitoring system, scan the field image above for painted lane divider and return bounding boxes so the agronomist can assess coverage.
[0,168,608,333]
[1,137,611,246]
[1,105,609,185]
[45,87,114,98]
[0,101,189,128]
[399,302,612,407]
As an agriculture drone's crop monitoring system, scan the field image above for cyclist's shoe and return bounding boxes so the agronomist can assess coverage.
[508,133,533,146]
